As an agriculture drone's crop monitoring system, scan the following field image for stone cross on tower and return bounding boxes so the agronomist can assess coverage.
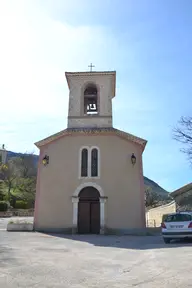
[88,63,95,72]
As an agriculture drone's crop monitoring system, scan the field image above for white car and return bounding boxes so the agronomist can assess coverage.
[161,211,192,244]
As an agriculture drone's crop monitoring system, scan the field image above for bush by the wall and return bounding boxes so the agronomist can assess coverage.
[0,201,8,211]
[25,200,34,209]
[15,200,28,209]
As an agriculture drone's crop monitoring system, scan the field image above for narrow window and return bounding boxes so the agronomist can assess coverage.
[81,149,88,177]
[91,148,98,177]
[84,84,98,115]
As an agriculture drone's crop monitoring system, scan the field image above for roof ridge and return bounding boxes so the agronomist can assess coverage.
[35,127,147,149]
[65,71,116,75]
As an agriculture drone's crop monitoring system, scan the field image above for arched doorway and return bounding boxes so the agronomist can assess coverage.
[78,187,100,234]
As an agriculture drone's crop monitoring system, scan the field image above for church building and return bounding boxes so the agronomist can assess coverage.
[34,69,147,234]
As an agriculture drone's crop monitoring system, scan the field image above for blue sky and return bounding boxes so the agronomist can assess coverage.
[0,0,191,191]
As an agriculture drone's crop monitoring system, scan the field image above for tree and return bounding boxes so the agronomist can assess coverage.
[0,158,21,201]
[16,153,37,206]
[17,153,37,178]
[145,187,161,208]
[17,177,36,206]
[0,153,37,207]
[0,180,5,200]
[173,116,192,163]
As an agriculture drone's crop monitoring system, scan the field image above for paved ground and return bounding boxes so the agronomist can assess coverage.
[1,218,192,287]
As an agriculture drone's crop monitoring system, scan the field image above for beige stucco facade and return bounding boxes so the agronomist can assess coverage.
[34,133,146,232]
[34,70,147,234]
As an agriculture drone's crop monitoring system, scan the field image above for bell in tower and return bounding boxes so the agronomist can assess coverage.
[84,84,98,115]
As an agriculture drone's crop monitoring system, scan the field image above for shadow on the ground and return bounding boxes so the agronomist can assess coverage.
[40,233,192,250]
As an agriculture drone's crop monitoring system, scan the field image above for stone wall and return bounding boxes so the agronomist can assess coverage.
[146,201,176,227]
[68,116,112,128]
[0,209,34,217]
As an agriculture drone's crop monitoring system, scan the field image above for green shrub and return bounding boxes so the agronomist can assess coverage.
[15,200,28,209]
[25,200,34,209]
[3,194,9,202]
[0,201,8,211]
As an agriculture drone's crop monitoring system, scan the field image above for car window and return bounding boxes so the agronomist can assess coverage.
[164,214,192,222]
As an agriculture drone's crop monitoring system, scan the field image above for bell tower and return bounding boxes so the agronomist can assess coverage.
[0,144,7,164]
[65,69,116,128]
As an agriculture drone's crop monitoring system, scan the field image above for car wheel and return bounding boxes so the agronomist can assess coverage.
[163,237,171,244]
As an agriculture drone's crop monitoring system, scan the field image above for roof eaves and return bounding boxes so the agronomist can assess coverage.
[113,128,147,148]
[34,127,147,149]
[34,129,68,148]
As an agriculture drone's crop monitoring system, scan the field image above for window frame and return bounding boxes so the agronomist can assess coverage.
[80,148,88,177]
[91,148,98,177]
[79,146,100,179]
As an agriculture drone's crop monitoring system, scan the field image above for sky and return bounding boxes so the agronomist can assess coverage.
[0,0,191,191]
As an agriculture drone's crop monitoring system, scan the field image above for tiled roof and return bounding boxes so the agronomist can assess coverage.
[35,127,147,150]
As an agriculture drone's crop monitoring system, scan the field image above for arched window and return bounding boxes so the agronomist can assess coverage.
[81,148,88,177]
[79,146,100,178]
[91,148,98,177]
[84,84,98,115]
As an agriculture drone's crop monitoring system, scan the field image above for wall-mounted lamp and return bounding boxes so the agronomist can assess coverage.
[131,153,136,165]
[42,155,49,166]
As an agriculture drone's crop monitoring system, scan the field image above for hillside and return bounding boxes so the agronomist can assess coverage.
[144,176,169,197]
[7,151,169,198]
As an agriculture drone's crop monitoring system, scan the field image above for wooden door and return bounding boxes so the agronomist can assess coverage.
[90,202,100,234]
[78,186,100,234]
[78,202,90,234]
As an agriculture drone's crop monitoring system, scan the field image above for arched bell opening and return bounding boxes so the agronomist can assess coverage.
[84,84,98,115]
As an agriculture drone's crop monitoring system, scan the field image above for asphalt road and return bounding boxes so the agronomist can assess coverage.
[1,218,192,287]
